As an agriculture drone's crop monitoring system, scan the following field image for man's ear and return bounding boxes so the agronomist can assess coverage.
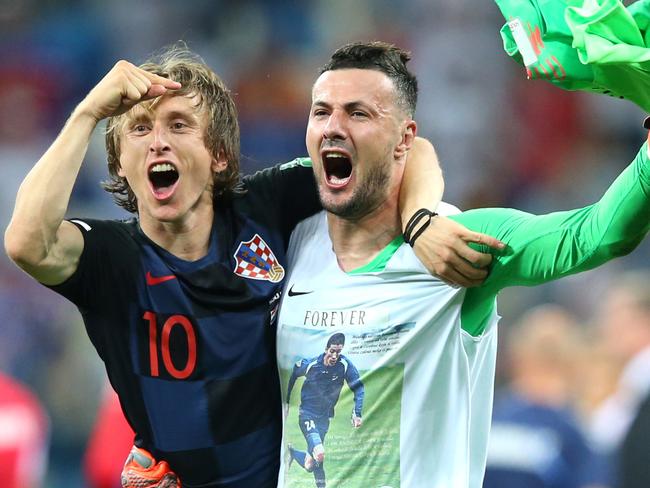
[394,120,417,159]
[212,150,228,173]
[117,162,125,178]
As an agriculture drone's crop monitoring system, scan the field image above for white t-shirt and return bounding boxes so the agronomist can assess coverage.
[276,146,650,486]
[276,210,499,488]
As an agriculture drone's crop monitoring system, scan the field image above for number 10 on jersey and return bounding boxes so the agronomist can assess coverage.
[143,311,197,379]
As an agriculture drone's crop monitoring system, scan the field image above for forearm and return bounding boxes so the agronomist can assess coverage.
[353,387,364,416]
[458,143,650,291]
[5,108,97,264]
[542,143,650,272]
[286,373,298,402]
[398,137,443,227]
[348,372,364,416]
[586,143,650,256]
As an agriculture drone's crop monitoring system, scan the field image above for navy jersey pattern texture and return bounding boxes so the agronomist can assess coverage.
[48,163,319,488]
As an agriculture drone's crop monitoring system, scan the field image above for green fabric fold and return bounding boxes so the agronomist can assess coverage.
[495,0,650,111]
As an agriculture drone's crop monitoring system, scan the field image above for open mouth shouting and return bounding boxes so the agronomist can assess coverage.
[148,161,179,200]
[322,150,353,189]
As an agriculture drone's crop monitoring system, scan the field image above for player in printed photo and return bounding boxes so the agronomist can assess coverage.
[285,333,364,488]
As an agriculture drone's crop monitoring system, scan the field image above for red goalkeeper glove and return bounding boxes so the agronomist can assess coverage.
[121,446,181,488]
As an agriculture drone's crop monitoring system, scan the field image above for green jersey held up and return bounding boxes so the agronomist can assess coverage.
[495,0,650,111]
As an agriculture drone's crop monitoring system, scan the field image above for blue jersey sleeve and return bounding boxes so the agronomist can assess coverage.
[344,359,364,417]
[287,359,309,401]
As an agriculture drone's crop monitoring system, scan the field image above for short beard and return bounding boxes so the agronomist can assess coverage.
[318,157,392,221]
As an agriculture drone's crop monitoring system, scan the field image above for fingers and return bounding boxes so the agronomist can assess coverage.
[117,60,181,91]
[135,67,182,101]
[435,258,488,287]
[145,84,169,99]
[437,218,504,269]
[79,60,183,122]
[434,265,480,288]
[454,242,493,268]
[450,258,489,281]
[433,217,504,252]
[409,215,507,287]
[120,64,180,105]
[438,245,489,278]
[464,231,505,251]
[456,231,504,269]
[121,72,151,107]
[140,69,182,91]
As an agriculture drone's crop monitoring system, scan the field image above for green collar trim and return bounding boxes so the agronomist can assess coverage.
[347,234,405,275]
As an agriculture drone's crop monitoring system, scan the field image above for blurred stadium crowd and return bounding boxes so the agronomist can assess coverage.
[0,0,648,487]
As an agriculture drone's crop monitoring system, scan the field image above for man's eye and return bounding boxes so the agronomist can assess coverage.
[351,111,367,118]
[172,122,186,130]
[134,125,149,132]
[313,109,328,117]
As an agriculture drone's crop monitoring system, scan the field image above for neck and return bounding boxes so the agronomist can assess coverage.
[327,195,401,273]
[139,203,214,262]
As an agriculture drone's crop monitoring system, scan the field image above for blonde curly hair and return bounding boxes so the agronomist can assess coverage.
[102,44,241,213]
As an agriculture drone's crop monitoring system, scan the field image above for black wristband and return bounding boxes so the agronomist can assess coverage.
[404,208,438,247]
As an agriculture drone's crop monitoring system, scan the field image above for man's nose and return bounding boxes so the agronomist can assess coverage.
[323,110,346,141]
[149,125,170,153]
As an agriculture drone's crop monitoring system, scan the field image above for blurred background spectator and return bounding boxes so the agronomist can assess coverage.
[1,1,648,486]
[0,371,49,488]
[83,386,133,488]
[484,305,606,488]
[587,272,650,488]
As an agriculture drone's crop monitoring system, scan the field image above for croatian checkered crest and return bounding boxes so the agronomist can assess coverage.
[233,234,285,283]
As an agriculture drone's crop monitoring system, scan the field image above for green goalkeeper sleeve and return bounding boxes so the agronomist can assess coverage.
[495,0,650,111]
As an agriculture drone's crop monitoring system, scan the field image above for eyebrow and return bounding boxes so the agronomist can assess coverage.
[164,110,199,121]
[312,100,375,112]
[122,111,151,127]
[123,108,199,127]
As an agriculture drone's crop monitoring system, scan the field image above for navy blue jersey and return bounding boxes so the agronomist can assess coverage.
[287,353,363,419]
[48,161,319,488]
[483,391,602,488]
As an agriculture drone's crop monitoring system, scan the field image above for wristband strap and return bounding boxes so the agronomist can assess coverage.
[404,208,438,247]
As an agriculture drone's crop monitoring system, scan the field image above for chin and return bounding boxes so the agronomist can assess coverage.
[321,198,368,221]
[145,204,184,224]
[319,189,351,213]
